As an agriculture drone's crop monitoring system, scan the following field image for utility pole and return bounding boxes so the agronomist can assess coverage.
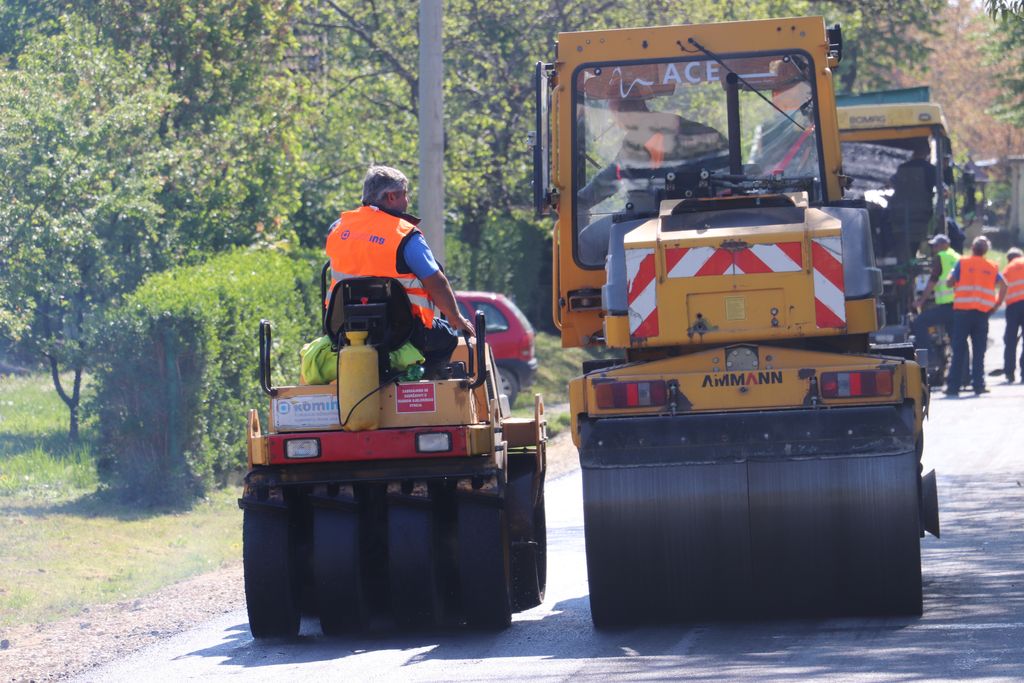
[419,0,445,263]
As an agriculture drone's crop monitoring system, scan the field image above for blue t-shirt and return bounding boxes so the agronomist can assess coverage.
[402,231,440,280]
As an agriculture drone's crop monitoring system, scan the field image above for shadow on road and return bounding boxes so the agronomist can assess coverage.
[185,470,1024,680]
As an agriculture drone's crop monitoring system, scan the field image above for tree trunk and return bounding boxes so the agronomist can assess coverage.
[48,356,83,441]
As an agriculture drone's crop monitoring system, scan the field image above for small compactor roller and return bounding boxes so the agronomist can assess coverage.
[531,16,939,627]
[239,273,546,637]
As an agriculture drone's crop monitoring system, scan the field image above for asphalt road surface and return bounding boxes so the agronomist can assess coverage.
[79,312,1024,682]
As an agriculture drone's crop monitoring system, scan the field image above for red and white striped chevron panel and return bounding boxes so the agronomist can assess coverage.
[665,242,804,277]
[624,237,846,339]
[811,236,846,328]
[626,248,658,339]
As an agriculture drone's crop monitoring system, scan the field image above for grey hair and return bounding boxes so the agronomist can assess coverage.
[971,235,991,256]
[361,166,408,206]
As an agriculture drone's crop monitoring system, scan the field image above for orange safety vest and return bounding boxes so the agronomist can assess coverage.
[325,205,437,327]
[1004,258,1024,305]
[953,255,999,312]
[644,133,665,168]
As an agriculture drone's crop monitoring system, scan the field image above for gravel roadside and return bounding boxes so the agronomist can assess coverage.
[0,430,579,683]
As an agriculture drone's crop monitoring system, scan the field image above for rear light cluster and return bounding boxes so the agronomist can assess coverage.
[416,432,452,453]
[285,438,320,459]
[820,369,894,398]
[595,380,667,409]
[521,333,535,360]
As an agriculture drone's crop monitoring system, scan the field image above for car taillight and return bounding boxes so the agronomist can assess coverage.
[820,369,894,398]
[595,380,667,409]
[521,333,535,360]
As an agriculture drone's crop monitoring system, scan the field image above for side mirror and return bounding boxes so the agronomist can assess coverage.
[827,24,843,65]
[533,61,553,218]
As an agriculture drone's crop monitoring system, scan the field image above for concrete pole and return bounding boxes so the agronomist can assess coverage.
[418,0,445,263]
[1008,156,1024,245]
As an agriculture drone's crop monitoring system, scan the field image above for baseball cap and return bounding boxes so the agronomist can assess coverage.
[928,234,950,246]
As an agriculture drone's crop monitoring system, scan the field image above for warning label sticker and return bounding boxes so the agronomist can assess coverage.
[396,383,436,413]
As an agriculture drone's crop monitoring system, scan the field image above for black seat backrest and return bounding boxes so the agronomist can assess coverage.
[325,277,415,352]
[889,166,933,249]
[890,167,933,217]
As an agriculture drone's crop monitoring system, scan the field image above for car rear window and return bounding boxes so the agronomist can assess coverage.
[501,297,534,334]
[473,301,510,332]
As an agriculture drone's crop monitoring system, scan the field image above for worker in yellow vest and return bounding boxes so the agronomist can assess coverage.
[1001,247,1024,383]
[325,166,475,377]
[945,236,1008,396]
[912,233,960,355]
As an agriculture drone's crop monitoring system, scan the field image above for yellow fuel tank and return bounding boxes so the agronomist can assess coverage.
[338,330,380,431]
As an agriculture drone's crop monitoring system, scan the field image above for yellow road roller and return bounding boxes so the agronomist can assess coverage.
[531,16,939,627]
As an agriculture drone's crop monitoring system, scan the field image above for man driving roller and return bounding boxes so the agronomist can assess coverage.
[325,165,474,378]
[576,89,727,265]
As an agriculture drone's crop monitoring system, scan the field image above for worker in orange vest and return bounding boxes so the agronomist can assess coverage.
[944,236,1008,396]
[325,165,475,377]
[1001,247,1024,382]
[578,96,727,213]
[576,95,727,264]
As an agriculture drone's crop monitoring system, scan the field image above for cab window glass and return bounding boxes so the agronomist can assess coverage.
[573,53,821,267]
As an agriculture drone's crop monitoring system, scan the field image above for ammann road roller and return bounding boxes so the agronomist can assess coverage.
[531,16,939,627]
[239,272,547,636]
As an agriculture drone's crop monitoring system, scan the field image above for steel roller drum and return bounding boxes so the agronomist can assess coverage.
[580,404,923,627]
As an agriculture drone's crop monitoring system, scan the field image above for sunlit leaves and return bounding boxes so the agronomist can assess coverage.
[0,14,175,352]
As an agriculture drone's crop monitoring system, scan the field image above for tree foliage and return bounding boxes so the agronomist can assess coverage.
[80,1,312,256]
[1,0,1018,460]
[89,249,319,504]
[890,1,1024,161]
[984,1,1024,129]
[0,15,175,438]
[810,1,946,94]
[986,1,1024,17]
[0,2,314,439]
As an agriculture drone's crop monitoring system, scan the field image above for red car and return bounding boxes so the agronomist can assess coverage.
[455,291,537,404]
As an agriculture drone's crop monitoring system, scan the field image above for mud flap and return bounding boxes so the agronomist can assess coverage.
[579,404,924,626]
[921,469,940,538]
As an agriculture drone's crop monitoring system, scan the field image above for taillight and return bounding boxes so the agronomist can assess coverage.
[820,369,894,398]
[594,380,667,409]
[285,438,321,459]
[521,333,535,360]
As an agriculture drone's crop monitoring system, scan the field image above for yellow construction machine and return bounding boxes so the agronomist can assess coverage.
[837,90,960,382]
[532,16,939,626]
[239,272,547,636]
[839,87,958,339]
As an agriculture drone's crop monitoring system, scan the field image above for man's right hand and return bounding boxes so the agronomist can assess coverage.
[453,314,476,337]
[913,297,925,312]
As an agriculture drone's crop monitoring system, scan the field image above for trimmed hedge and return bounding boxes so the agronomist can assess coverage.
[88,248,322,504]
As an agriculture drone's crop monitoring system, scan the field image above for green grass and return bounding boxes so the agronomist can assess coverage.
[546,411,572,436]
[0,374,98,497]
[514,331,616,409]
[0,372,242,628]
[0,489,241,627]
[509,331,616,434]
